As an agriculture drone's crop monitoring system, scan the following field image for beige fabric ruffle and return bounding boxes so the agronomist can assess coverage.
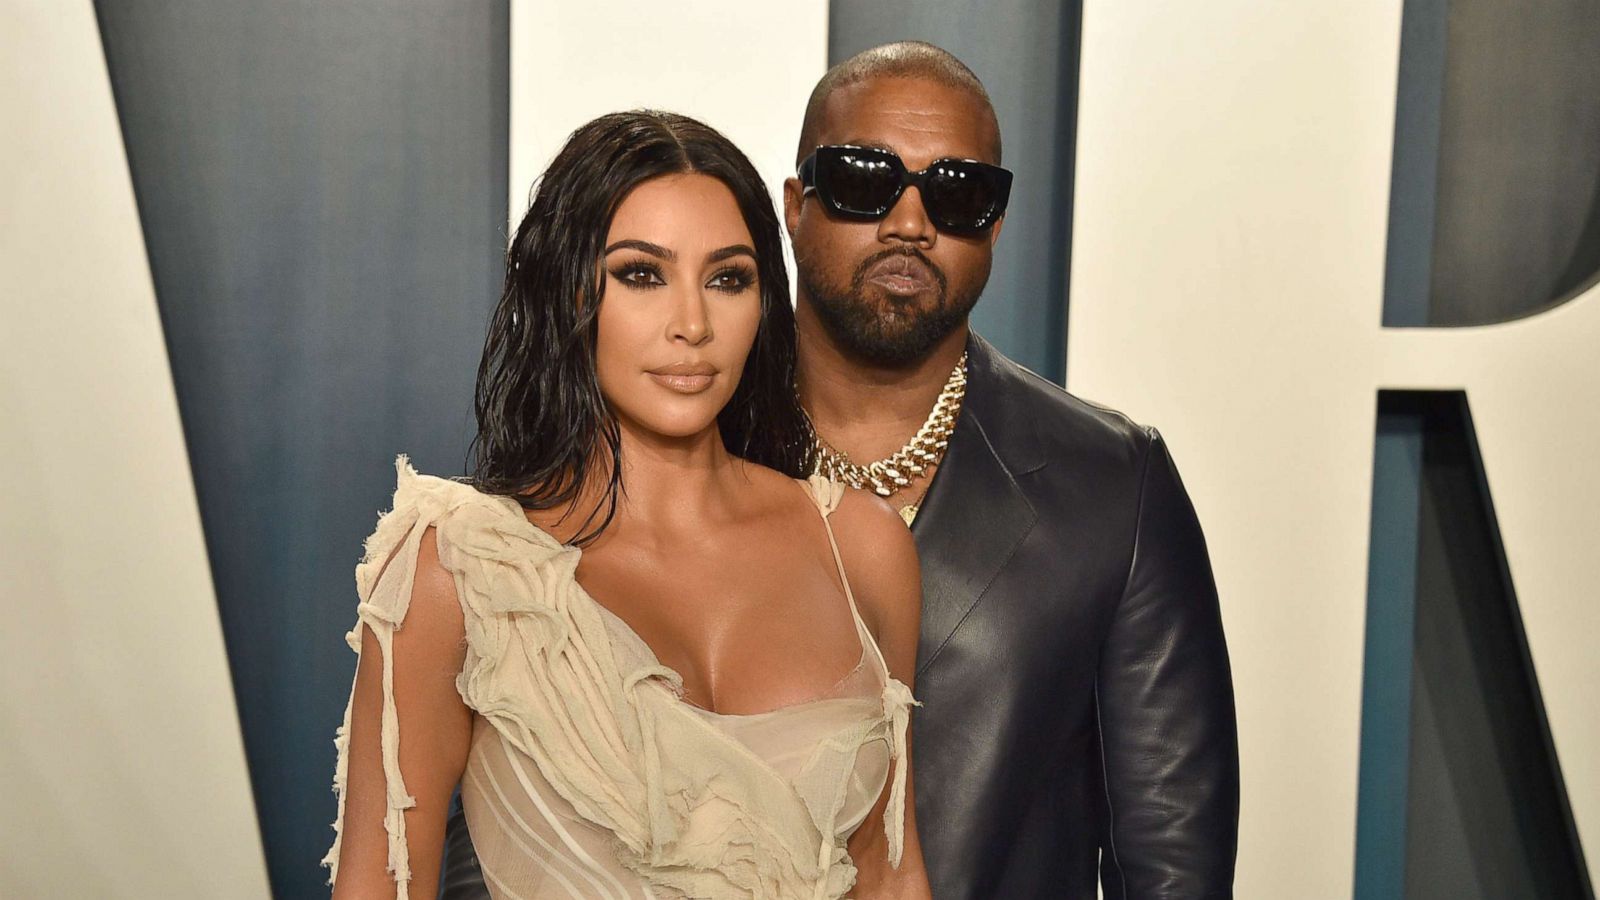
[322,456,917,899]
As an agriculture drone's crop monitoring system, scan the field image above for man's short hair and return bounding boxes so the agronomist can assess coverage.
[795,41,1002,168]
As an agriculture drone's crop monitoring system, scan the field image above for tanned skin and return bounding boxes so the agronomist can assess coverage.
[333,174,929,898]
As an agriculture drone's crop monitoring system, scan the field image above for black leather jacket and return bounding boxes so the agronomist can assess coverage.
[439,332,1239,898]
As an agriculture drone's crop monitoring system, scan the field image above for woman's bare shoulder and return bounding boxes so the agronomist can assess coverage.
[825,487,922,660]
[829,486,915,559]
[724,459,918,596]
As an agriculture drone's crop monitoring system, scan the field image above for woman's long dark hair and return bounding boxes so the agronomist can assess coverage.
[470,110,812,543]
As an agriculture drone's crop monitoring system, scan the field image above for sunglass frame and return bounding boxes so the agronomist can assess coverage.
[798,144,1013,234]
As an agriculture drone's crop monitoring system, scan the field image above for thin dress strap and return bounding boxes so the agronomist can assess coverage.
[800,474,919,869]
[801,474,891,679]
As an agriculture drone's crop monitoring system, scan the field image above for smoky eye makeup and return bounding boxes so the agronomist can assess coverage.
[707,263,758,293]
[605,258,757,294]
[607,258,665,289]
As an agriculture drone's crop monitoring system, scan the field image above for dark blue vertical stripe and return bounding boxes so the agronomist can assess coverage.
[1354,400,1423,899]
[94,4,509,895]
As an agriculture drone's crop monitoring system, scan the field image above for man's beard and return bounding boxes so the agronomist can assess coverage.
[800,247,983,368]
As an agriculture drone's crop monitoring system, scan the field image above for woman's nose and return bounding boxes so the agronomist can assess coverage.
[667,285,712,346]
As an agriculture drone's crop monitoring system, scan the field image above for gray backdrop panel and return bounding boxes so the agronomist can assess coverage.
[1358,394,1593,900]
[1430,0,1600,324]
[1385,0,1600,326]
[94,3,508,894]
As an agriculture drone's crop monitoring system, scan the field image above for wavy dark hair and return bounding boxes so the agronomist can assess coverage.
[470,110,812,543]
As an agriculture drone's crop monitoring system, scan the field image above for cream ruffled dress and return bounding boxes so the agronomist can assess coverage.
[321,456,918,899]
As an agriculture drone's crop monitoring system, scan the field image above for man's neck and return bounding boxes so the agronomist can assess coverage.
[795,297,970,464]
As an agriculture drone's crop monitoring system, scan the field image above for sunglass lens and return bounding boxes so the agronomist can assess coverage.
[821,150,902,216]
[925,162,1001,231]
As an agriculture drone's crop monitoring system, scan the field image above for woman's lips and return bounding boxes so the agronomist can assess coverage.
[648,372,714,393]
[646,363,717,394]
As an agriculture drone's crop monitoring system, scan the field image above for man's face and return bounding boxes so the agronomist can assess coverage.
[785,76,1004,367]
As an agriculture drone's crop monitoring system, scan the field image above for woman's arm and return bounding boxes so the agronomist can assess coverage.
[834,493,933,900]
[332,526,474,899]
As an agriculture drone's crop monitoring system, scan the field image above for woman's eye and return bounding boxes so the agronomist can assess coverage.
[708,268,756,293]
[612,264,664,288]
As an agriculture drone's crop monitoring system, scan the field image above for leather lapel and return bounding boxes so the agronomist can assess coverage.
[910,343,1037,678]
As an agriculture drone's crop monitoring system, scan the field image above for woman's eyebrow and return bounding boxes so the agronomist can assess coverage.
[604,239,675,261]
[706,244,757,263]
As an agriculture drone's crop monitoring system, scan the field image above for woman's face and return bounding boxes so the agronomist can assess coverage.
[595,173,763,443]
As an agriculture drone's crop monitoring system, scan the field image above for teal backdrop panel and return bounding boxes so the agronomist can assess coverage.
[94,3,509,895]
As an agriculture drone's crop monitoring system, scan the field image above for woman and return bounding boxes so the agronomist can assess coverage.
[322,110,931,899]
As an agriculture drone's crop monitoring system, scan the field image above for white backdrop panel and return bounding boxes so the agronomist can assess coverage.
[0,2,270,897]
[510,0,828,272]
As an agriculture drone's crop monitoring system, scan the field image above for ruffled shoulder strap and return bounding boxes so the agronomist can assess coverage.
[351,455,532,626]
[321,454,569,898]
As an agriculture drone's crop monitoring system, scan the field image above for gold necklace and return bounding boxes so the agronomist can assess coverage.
[807,353,967,523]
[896,479,936,527]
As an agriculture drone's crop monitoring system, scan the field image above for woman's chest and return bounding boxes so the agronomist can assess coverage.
[573,534,867,715]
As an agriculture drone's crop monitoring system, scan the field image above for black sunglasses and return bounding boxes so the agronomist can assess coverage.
[798,144,1013,234]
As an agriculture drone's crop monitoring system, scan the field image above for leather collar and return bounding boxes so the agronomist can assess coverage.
[910,331,1040,677]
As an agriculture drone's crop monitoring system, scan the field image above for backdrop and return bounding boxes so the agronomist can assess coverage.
[4,1,1595,897]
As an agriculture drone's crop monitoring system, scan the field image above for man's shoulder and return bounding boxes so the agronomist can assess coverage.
[965,334,1155,477]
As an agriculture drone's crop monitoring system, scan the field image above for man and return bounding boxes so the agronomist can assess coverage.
[442,41,1238,898]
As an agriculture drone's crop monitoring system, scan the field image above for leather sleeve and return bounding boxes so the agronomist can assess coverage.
[1096,428,1239,899]
[439,787,492,900]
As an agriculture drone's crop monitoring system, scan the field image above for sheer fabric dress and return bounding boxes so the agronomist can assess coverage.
[321,456,918,899]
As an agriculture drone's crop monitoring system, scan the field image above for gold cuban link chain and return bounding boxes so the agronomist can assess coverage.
[809,353,968,511]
